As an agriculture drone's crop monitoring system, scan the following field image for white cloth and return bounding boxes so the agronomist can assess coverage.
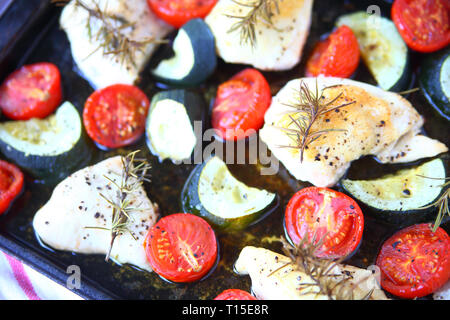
[0,251,82,300]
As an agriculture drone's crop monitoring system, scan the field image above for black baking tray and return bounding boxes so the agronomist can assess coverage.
[0,0,448,300]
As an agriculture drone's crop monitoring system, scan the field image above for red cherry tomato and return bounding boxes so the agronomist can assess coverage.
[0,160,24,215]
[83,84,150,149]
[144,213,218,283]
[211,68,272,141]
[0,62,62,120]
[214,289,257,300]
[376,223,450,299]
[284,187,364,259]
[306,25,360,78]
[392,0,450,53]
[147,0,218,28]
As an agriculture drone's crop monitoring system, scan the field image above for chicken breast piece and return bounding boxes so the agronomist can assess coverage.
[60,0,173,89]
[33,156,159,272]
[205,0,313,71]
[259,76,448,187]
[234,246,388,300]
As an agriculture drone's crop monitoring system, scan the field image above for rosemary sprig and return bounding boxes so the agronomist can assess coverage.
[226,0,282,48]
[273,79,355,162]
[417,175,450,232]
[269,236,373,300]
[88,151,151,262]
[53,0,167,67]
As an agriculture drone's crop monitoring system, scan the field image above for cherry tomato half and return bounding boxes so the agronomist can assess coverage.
[144,213,218,283]
[211,68,272,141]
[214,289,257,300]
[376,223,450,299]
[0,160,24,215]
[0,62,62,120]
[284,187,364,259]
[147,0,218,28]
[306,25,360,78]
[392,0,450,53]
[83,84,150,149]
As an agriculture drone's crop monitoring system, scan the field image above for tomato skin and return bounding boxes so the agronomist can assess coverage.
[306,25,360,78]
[147,0,218,28]
[144,213,218,283]
[214,289,257,300]
[0,160,24,215]
[83,84,150,149]
[392,0,450,53]
[376,223,450,299]
[211,68,272,141]
[284,187,364,259]
[0,62,62,120]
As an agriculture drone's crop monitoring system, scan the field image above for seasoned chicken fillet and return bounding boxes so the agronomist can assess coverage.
[60,0,173,89]
[234,246,388,300]
[259,76,448,187]
[33,156,159,272]
[205,0,313,71]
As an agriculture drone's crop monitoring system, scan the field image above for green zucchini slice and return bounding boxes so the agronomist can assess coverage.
[336,11,410,91]
[341,158,447,225]
[181,156,278,231]
[146,89,206,163]
[152,19,217,86]
[0,101,89,178]
[419,47,450,121]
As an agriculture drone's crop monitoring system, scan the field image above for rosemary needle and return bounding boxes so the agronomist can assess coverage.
[53,0,167,68]
[272,79,354,163]
[226,0,282,48]
[274,235,373,300]
[86,151,151,262]
[417,175,450,232]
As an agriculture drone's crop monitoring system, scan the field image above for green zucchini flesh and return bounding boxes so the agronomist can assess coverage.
[0,101,89,178]
[341,158,446,225]
[419,47,450,121]
[152,19,217,86]
[336,11,409,91]
[181,156,277,231]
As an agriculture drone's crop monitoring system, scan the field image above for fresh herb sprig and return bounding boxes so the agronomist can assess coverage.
[268,236,373,300]
[226,0,282,48]
[53,0,166,67]
[273,80,354,162]
[87,151,151,262]
[418,175,449,232]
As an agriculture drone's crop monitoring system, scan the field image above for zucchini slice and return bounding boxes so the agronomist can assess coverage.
[336,11,409,91]
[419,47,450,121]
[146,89,206,163]
[0,101,89,178]
[181,156,278,231]
[341,158,447,225]
[152,19,217,86]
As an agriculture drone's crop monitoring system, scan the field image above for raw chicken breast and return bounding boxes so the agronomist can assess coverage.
[33,156,159,272]
[234,246,388,300]
[60,0,173,89]
[205,0,313,71]
[259,76,448,187]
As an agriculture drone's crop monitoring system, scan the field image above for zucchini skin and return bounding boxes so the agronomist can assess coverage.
[0,130,91,181]
[419,47,450,121]
[152,19,217,86]
[338,159,448,227]
[146,89,207,163]
[339,184,435,226]
[336,11,411,92]
[180,159,279,231]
